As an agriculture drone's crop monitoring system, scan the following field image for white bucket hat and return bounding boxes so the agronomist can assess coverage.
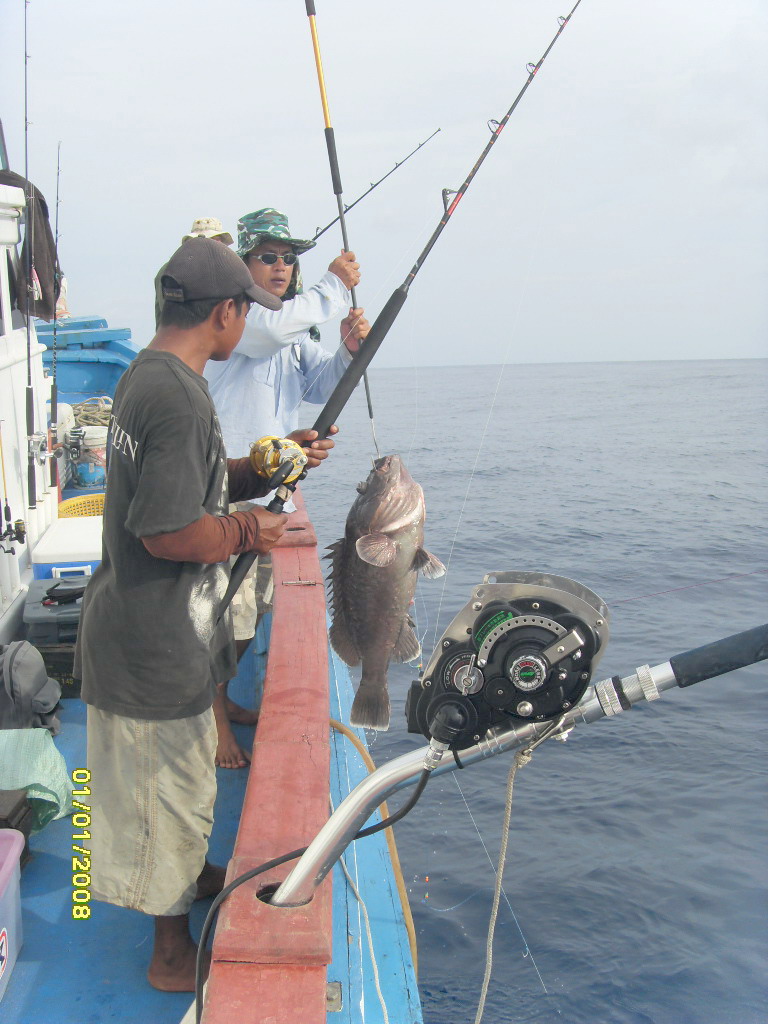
[181,217,234,246]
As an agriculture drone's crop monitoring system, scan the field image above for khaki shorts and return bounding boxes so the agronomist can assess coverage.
[86,705,217,916]
[229,503,273,641]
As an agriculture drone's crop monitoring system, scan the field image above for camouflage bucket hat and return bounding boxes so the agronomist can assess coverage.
[236,208,317,259]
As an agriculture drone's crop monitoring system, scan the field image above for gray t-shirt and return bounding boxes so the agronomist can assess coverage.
[76,348,236,720]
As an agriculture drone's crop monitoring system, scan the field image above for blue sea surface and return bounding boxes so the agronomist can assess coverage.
[307,358,768,1024]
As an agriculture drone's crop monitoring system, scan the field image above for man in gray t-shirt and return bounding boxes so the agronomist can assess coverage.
[76,238,336,991]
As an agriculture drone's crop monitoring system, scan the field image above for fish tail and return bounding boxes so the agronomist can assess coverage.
[350,681,391,732]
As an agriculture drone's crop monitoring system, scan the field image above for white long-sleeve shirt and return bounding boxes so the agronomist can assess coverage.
[204,270,353,460]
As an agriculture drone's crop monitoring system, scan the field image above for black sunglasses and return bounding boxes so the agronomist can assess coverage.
[250,251,298,266]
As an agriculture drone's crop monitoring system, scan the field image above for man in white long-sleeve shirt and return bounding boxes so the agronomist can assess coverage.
[203,208,370,767]
[205,207,368,458]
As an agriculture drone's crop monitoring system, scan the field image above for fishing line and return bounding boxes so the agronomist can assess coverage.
[612,568,768,605]
[429,233,542,653]
[451,773,552,996]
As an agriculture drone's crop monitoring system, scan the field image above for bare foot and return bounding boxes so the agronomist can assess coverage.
[224,695,259,726]
[215,727,251,769]
[212,687,252,769]
[148,915,209,992]
[195,860,226,900]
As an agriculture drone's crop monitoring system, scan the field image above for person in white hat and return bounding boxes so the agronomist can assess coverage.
[181,216,234,245]
[154,217,234,326]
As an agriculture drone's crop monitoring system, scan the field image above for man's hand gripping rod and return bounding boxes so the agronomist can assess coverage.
[218,437,307,617]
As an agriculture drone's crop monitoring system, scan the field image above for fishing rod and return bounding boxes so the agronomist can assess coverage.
[303,0,379,455]
[50,140,61,487]
[23,0,37,516]
[311,128,441,242]
[219,2,583,613]
[0,422,26,554]
[309,0,584,442]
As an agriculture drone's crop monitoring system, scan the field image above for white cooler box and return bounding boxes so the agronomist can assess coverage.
[31,516,103,580]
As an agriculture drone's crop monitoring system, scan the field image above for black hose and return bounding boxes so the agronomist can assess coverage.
[193,768,430,1022]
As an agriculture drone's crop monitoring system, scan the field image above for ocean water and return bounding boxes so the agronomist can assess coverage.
[306,358,767,1024]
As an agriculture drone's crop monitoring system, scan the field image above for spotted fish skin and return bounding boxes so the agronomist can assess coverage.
[327,455,445,731]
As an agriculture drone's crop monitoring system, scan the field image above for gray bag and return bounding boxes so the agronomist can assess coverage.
[0,641,61,734]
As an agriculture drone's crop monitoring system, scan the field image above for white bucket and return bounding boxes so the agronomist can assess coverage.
[74,425,108,487]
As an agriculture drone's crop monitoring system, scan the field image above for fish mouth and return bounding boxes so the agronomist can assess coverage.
[374,454,400,475]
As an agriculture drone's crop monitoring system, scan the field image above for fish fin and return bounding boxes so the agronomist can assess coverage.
[392,615,421,664]
[329,619,361,667]
[356,533,397,567]
[413,547,446,579]
[326,538,361,666]
[350,680,391,731]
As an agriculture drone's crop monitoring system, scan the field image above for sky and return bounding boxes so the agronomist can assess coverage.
[1,0,767,368]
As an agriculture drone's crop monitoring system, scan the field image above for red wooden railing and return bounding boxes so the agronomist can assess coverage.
[203,489,331,1023]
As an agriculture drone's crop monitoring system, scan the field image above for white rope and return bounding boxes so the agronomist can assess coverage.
[330,793,390,1024]
[339,851,391,1024]
[472,748,533,1024]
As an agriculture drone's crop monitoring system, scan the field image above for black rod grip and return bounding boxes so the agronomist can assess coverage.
[324,127,343,196]
[670,624,768,688]
[312,285,408,439]
[305,0,316,13]
[221,553,256,618]
[27,460,36,509]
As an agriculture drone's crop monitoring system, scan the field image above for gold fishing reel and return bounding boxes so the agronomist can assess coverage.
[249,436,308,485]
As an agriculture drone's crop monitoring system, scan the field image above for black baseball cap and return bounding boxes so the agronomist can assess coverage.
[161,236,282,310]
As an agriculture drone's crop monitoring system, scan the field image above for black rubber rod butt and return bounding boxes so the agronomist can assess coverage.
[220,553,256,620]
[305,0,316,13]
[312,285,408,440]
[670,624,768,688]
[324,127,343,196]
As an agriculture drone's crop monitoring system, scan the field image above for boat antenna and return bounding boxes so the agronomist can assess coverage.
[23,0,37,514]
[50,140,61,487]
[220,1,584,613]
[311,128,441,241]
[303,0,380,457]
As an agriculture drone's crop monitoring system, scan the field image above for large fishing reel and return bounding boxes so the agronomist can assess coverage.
[406,572,609,749]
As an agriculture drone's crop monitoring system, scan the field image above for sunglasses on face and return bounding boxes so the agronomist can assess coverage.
[250,251,298,266]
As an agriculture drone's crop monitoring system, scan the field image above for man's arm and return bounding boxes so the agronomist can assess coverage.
[142,506,285,563]
[234,272,351,359]
[226,456,273,503]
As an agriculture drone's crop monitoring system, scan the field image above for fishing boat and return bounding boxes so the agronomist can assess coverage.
[2,4,766,1020]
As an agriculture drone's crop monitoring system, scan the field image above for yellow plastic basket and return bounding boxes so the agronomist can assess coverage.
[58,493,105,518]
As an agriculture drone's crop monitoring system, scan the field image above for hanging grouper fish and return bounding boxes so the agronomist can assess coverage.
[327,455,445,730]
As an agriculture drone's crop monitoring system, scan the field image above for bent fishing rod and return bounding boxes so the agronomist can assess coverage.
[220,0,583,614]
[312,128,441,241]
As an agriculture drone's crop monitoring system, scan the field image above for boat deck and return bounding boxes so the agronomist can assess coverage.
[3,503,421,1024]
[2,635,263,1023]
